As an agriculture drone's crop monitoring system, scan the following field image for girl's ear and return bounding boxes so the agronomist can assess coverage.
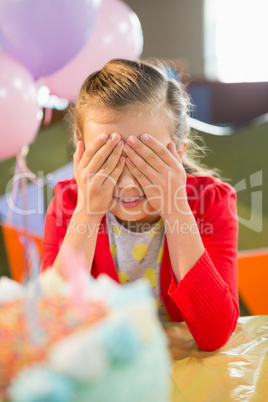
[178,142,188,159]
[168,141,188,160]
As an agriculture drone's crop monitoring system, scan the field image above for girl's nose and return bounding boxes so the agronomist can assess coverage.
[116,165,140,190]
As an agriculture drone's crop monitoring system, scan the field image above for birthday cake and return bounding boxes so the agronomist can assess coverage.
[0,268,171,402]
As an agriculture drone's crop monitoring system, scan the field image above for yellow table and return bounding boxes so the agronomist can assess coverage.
[165,316,268,401]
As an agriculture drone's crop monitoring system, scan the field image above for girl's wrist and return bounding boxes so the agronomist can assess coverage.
[67,210,103,241]
[72,207,104,225]
[162,199,191,222]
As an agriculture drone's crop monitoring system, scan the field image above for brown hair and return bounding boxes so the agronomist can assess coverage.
[72,58,216,176]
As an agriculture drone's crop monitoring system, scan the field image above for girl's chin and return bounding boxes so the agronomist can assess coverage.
[109,208,147,222]
[109,200,159,223]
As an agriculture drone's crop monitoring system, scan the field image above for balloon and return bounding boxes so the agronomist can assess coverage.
[43,0,144,102]
[0,52,42,161]
[0,0,101,78]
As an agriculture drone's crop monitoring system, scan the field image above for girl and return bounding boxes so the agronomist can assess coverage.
[41,59,239,351]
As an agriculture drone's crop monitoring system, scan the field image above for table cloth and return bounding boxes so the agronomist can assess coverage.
[166,316,268,401]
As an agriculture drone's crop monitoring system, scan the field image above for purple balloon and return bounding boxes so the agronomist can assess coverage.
[0,0,100,78]
[44,0,144,102]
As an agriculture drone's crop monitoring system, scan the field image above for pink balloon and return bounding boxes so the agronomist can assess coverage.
[0,52,42,161]
[43,0,143,102]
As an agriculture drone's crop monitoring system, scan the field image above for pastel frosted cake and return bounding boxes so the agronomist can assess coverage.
[0,269,171,402]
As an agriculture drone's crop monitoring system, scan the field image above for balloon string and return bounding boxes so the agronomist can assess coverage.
[6,149,44,228]
[16,151,45,186]
[21,167,30,281]
[16,150,46,230]
[6,158,21,224]
[6,150,46,282]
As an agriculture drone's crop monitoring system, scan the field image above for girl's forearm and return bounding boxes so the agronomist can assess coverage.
[52,211,103,277]
[163,204,205,282]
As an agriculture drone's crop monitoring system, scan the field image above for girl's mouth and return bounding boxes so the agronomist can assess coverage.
[115,195,145,208]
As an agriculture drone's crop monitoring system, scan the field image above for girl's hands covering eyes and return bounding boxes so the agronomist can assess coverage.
[73,133,125,220]
[124,134,187,219]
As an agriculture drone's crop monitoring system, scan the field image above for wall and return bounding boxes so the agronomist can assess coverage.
[124,0,205,77]
[123,1,268,124]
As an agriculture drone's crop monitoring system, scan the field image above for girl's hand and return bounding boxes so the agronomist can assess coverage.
[124,134,188,219]
[73,133,125,220]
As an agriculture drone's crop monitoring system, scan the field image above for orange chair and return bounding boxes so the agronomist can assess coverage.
[1,224,43,283]
[238,248,268,315]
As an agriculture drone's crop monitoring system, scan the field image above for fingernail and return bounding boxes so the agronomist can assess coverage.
[100,133,108,141]
[117,140,124,148]
[128,136,136,144]
[111,133,120,142]
[141,133,149,142]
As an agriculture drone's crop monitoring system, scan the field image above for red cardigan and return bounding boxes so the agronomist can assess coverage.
[41,175,239,351]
